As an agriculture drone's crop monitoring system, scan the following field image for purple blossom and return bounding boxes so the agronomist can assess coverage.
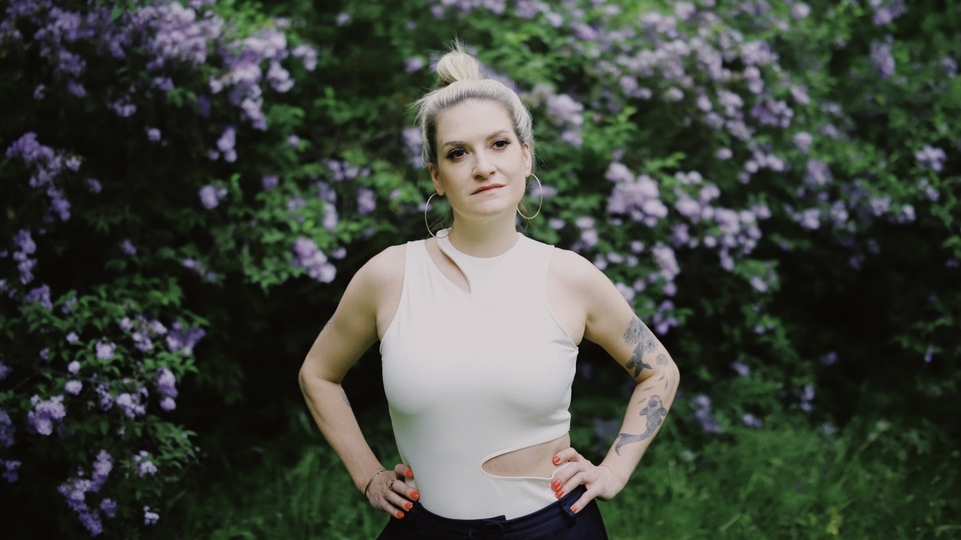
[160,396,177,411]
[26,284,53,310]
[87,178,102,193]
[335,12,352,26]
[144,506,160,525]
[804,159,831,186]
[198,184,225,209]
[357,188,376,215]
[731,361,750,377]
[800,384,815,411]
[915,145,946,172]
[68,360,81,374]
[291,238,337,283]
[716,147,733,160]
[405,57,424,72]
[166,321,206,355]
[67,81,86,97]
[146,127,161,141]
[115,392,145,418]
[96,383,113,410]
[742,414,764,428]
[157,367,178,399]
[96,341,115,360]
[793,131,813,154]
[66,332,79,344]
[798,208,821,230]
[287,134,300,147]
[821,351,838,366]
[870,37,895,80]
[0,410,15,448]
[100,498,117,519]
[216,127,237,162]
[262,175,279,190]
[291,44,317,71]
[136,451,158,476]
[120,239,137,256]
[791,3,811,19]
[870,0,906,25]
[65,380,83,395]
[0,363,10,382]
[3,460,20,483]
[691,394,721,433]
[28,394,66,435]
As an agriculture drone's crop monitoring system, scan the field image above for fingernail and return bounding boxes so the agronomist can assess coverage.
[551,480,560,490]
[411,491,420,500]
[405,502,413,511]
[396,511,404,519]
[552,456,561,465]
[555,490,563,499]
[406,470,413,478]
[571,505,578,514]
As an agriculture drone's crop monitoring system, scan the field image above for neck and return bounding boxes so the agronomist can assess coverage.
[446,213,518,257]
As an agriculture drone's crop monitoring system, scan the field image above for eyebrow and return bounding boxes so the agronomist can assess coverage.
[440,130,513,150]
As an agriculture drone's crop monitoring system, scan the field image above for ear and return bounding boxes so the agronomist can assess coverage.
[428,163,445,196]
[522,141,532,177]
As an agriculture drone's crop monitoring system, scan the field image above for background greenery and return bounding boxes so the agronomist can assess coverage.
[1,0,959,537]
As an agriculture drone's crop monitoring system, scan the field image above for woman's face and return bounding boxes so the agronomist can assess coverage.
[428,99,532,223]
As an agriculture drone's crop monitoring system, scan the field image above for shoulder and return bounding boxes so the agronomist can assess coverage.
[345,243,409,302]
[548,247,609,291]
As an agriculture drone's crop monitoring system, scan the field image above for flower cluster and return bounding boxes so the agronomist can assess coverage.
[5,133,73,222]
[119,316,168,353]
[28,394,66,436]
[691,394,721,433]
[166,321,206,355]
[291,238,336,283]
[58,450,114,535]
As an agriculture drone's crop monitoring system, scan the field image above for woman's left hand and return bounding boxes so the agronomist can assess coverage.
[549,447,624,513]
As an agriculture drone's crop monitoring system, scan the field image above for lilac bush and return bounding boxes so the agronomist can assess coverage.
[3,0,959,535]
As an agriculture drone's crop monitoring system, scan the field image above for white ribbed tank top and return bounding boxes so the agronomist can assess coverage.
[380,231,579,519]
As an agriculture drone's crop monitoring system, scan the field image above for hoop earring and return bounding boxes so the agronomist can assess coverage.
[424,192,439,237]
[517,174,543,220]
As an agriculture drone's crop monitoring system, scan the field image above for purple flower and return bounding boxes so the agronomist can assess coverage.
[291,44,317,71]
[0,410,15,448]
[65,380,83,395]
[821,351,838,366]
[793,132,813,154]
[357,188,376,215]
[66,332,79,344]
[115,392,145,418]
[291,238,337,283]
[804,160,831,186]
[915,145,946,172]
[144,506,160,525]
[742,414,764,428]
[95,341,115,360]
[26,284,53,310]
[800,384,815,411]
[335,12,352,26]
[100,498,117,519]
[0,362,9,382]
[216,127,237,162]
[120,239,137,256]
[730,361,750,377]
[405,57,424,72]
[870,37,896,80]
[2,460,20,483]
[871,0,906,25]
[262,175,279,190]
[67,81,86,97]
[157,367,178,398]
[166,321,206,355]
[28,394,66,435]
[287,134,300,147]
[691,394,721,433]
[791,3,810,19]
[87,178,102,193]
[160,396,177,411]
[198,185,221,209]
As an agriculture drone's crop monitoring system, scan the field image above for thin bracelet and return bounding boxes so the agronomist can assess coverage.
[363,468,389,497]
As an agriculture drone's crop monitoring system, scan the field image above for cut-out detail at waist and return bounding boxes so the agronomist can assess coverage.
[480,433,571,478]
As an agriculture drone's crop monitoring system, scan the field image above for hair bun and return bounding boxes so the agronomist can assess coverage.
[434,43,484,89]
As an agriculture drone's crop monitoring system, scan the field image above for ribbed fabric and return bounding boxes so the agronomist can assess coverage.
[380,231,578,520]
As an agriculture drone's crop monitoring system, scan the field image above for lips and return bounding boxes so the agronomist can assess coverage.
[472,184,505,195]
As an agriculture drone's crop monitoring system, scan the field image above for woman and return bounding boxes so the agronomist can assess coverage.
[299,44,679,539]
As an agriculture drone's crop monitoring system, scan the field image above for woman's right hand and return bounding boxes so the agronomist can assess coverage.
[365,463,420,519]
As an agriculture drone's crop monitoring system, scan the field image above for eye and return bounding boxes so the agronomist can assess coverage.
[492,139,510,149]
[446,148,466,160]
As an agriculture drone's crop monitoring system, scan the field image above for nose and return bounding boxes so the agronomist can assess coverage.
[472,150,495,180]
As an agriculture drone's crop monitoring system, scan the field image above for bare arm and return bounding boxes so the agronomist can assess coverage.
[549,251,680,511]
[297,245,417,518]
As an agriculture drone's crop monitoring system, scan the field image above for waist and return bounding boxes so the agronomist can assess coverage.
[403,485,587,539]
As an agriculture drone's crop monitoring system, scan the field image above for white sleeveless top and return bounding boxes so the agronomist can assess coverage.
[379,231,579,519]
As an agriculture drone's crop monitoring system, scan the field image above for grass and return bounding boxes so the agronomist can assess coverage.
[151,409,960,540]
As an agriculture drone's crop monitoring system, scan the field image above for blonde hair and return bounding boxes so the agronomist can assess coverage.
[413,43,535,169]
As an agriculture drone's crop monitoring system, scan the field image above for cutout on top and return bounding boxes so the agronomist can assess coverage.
[426,238,471,294]
[481,434,569,479]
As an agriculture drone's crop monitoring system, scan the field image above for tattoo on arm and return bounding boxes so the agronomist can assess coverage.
[623,316,657,377]
[656,353,667,366]
[615,395,668,455]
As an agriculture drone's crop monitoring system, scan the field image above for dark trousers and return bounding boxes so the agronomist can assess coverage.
[376,486,608,539]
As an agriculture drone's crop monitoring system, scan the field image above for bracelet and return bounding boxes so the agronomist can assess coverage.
[363,468,389,497]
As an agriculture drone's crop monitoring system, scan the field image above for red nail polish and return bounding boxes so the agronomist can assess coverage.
[552,456,561,465]
[551,480,560,490]
[411,491,420,500]
[396,511,404,519]
[571,506,578,514]
[405,502,413,511]
[555,490,563,499]
[406,470,413,478]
